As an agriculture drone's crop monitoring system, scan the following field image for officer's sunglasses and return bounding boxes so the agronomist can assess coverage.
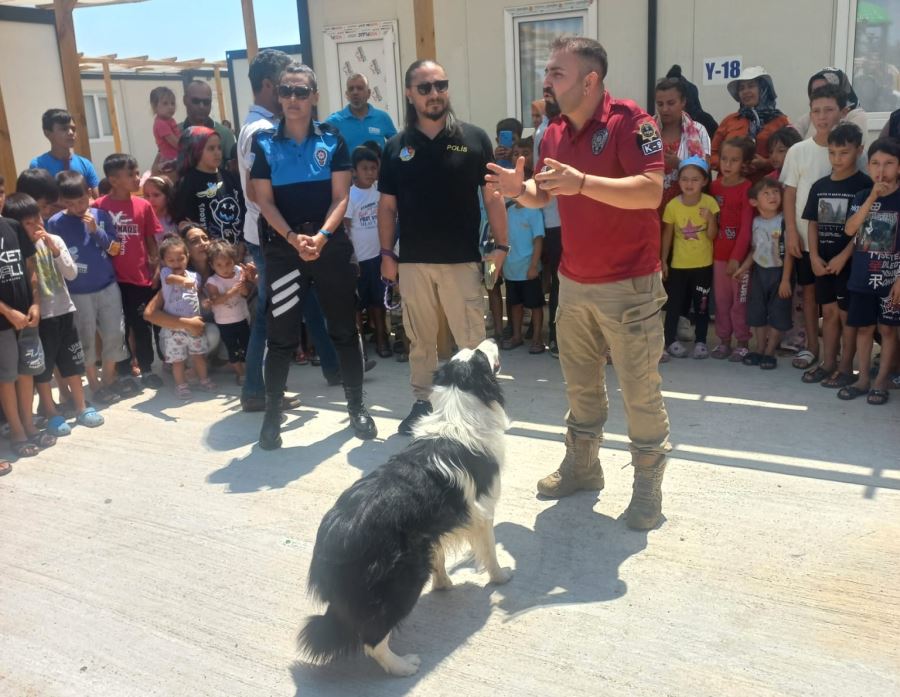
[414,80,449,96]
[278,84,315,100]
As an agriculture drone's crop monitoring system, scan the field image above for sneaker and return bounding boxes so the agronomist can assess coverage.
[549,340,559,359]
[666,341,687,358]
[140,372,163,389]
[692,342,709,359]
[398,400,432,435]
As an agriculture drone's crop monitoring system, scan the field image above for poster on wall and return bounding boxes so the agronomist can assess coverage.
[322,21,402,127]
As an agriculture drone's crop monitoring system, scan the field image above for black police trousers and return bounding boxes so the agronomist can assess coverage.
[262,228,364,402]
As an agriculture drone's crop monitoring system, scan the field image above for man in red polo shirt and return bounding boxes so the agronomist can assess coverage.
[487,36,670,530]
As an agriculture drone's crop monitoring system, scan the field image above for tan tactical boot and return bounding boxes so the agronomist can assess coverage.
[536,430,605,498]
[625,453,667,530]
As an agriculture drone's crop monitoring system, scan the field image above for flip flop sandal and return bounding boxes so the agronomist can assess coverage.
[711,344,731,359]
[728,347,750,363]
[501,338,524,350]
[529,344,546,354]
[759,355,778,370]
[29,431,57,449]
[93,386,121,405]
[376,345,393,358]
[791,350,817,370]
[198,378,216,391]
[837,385,868,401]
[867,388,890,405]
[175,383,192,401]
[11,441,39,458]
[821,371,855,389]
[76,407,104,428]
[0,460,11,476]
[114,379,141,397]
[46,415,72,437]
[802,365,830,384]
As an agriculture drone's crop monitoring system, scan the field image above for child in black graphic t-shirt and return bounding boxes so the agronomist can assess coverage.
[838,138,900,405]
[801,124,872,387]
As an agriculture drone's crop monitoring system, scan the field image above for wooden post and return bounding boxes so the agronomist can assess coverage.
[0,78,17,191]
[101,61,122,152]
[53,0,91,159]
[213,67,227,123]
[241,0,259,62]
[412,0,436,60]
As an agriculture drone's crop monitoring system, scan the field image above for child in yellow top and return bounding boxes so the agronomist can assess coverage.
[661,156,720,358]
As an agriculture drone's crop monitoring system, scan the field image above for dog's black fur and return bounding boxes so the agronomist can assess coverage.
[298,345,506,667]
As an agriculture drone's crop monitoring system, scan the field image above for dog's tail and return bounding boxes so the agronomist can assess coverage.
[297,606,359,664]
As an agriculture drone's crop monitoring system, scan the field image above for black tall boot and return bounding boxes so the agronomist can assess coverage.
[345,385,377,440]
[259,393,283,450]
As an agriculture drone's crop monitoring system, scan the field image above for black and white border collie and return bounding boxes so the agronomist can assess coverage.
[298,340,511,676]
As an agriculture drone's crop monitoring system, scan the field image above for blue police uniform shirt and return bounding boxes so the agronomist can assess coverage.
[29,152,100,189]
[325,104,397,153]
[249,120,351,231]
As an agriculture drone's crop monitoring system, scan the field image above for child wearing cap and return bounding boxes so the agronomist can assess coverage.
[661,156,720,358]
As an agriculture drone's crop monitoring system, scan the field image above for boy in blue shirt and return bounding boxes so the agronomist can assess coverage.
[501,197,546,354]
[29,109,100,198]
[47,171,128,404]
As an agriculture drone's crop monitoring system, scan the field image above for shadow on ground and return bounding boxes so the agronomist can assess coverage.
[289,494,648,695]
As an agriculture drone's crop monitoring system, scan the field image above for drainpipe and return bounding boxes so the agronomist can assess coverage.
[646,0,658,113]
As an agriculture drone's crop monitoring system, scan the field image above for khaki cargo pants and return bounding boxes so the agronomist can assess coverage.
[556,271,671,458]
[399,262,486,400]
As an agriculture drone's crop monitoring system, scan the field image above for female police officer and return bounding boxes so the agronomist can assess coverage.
[249,62,376,449]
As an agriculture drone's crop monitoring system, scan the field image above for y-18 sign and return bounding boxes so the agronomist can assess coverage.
[702,56,743,85]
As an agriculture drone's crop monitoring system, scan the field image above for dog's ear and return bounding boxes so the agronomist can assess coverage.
[433,350,504,408]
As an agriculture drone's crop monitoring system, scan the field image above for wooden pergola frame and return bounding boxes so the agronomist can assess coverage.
[0,0,263,181]
[79,54,229,153]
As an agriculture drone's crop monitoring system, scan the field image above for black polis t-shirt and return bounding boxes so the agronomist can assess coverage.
[379,120,493,264]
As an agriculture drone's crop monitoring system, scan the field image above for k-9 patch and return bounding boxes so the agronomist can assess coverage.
[637,121,662,156]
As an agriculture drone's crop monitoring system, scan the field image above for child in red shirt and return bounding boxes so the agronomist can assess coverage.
[710,136,754,360]
[151,86,181,173]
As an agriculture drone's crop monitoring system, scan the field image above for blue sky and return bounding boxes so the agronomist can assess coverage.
[73,0,301,62]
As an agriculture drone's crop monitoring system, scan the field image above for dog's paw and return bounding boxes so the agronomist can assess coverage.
[488,567,512,585]
[431,574,454,591]
[389,654,421,677]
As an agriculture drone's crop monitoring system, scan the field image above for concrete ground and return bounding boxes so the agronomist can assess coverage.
[1,343,898,697]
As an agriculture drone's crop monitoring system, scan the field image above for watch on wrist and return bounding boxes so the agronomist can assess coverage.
[494,244,510,253]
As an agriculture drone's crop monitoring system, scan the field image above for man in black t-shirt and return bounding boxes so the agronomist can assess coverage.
[801,123,872,387]
[378,60,510,435]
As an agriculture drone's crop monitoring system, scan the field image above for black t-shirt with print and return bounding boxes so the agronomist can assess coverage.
[0,217,36,331]
[173,168,245,245]
[379,120,493,264]
[802,170,872,260]
[847,187,900,296]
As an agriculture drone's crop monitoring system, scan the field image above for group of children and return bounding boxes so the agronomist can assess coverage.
[660,82,900,405]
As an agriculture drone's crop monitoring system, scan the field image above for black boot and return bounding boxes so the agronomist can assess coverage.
[345,385,377,440]
[259,394,283,450]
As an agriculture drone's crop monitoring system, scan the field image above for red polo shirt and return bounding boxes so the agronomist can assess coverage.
[538,91,664,284]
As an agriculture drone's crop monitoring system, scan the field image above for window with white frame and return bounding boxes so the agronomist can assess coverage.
[83,94,113,141]
[505,1,597,123]
[835,0,900,125]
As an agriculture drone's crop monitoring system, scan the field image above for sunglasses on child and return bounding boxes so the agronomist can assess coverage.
[278,85,315,100]
[414,80,449,96]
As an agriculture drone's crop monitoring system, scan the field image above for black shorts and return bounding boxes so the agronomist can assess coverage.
[541,226,562,273]
[36,313,85,383]
[506,277,545,309]
[217,320,251,363]
[794,251,815,286]
[814,266,851,310]
[846,292,900,327]
[748,265,793,331]
[356,256,386,310]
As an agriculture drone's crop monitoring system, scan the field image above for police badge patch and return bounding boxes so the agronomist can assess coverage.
[637,121,662,156]
[314,146,329,167]
[591,127,609,155]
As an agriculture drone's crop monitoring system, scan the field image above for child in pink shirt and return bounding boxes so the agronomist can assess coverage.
[151,86,181,170]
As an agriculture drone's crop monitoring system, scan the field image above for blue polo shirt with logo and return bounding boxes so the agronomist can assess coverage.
[249,120,351,231]
[325,104,397,153]
[29,152,100,189]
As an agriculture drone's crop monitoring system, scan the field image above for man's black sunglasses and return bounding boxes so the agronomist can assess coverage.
[190,98,212,107]
[278,84,314,100]
[414,80,449,96]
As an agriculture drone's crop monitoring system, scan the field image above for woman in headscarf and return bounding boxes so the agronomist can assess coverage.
[710,66,790,180]
[792,68,868,138]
